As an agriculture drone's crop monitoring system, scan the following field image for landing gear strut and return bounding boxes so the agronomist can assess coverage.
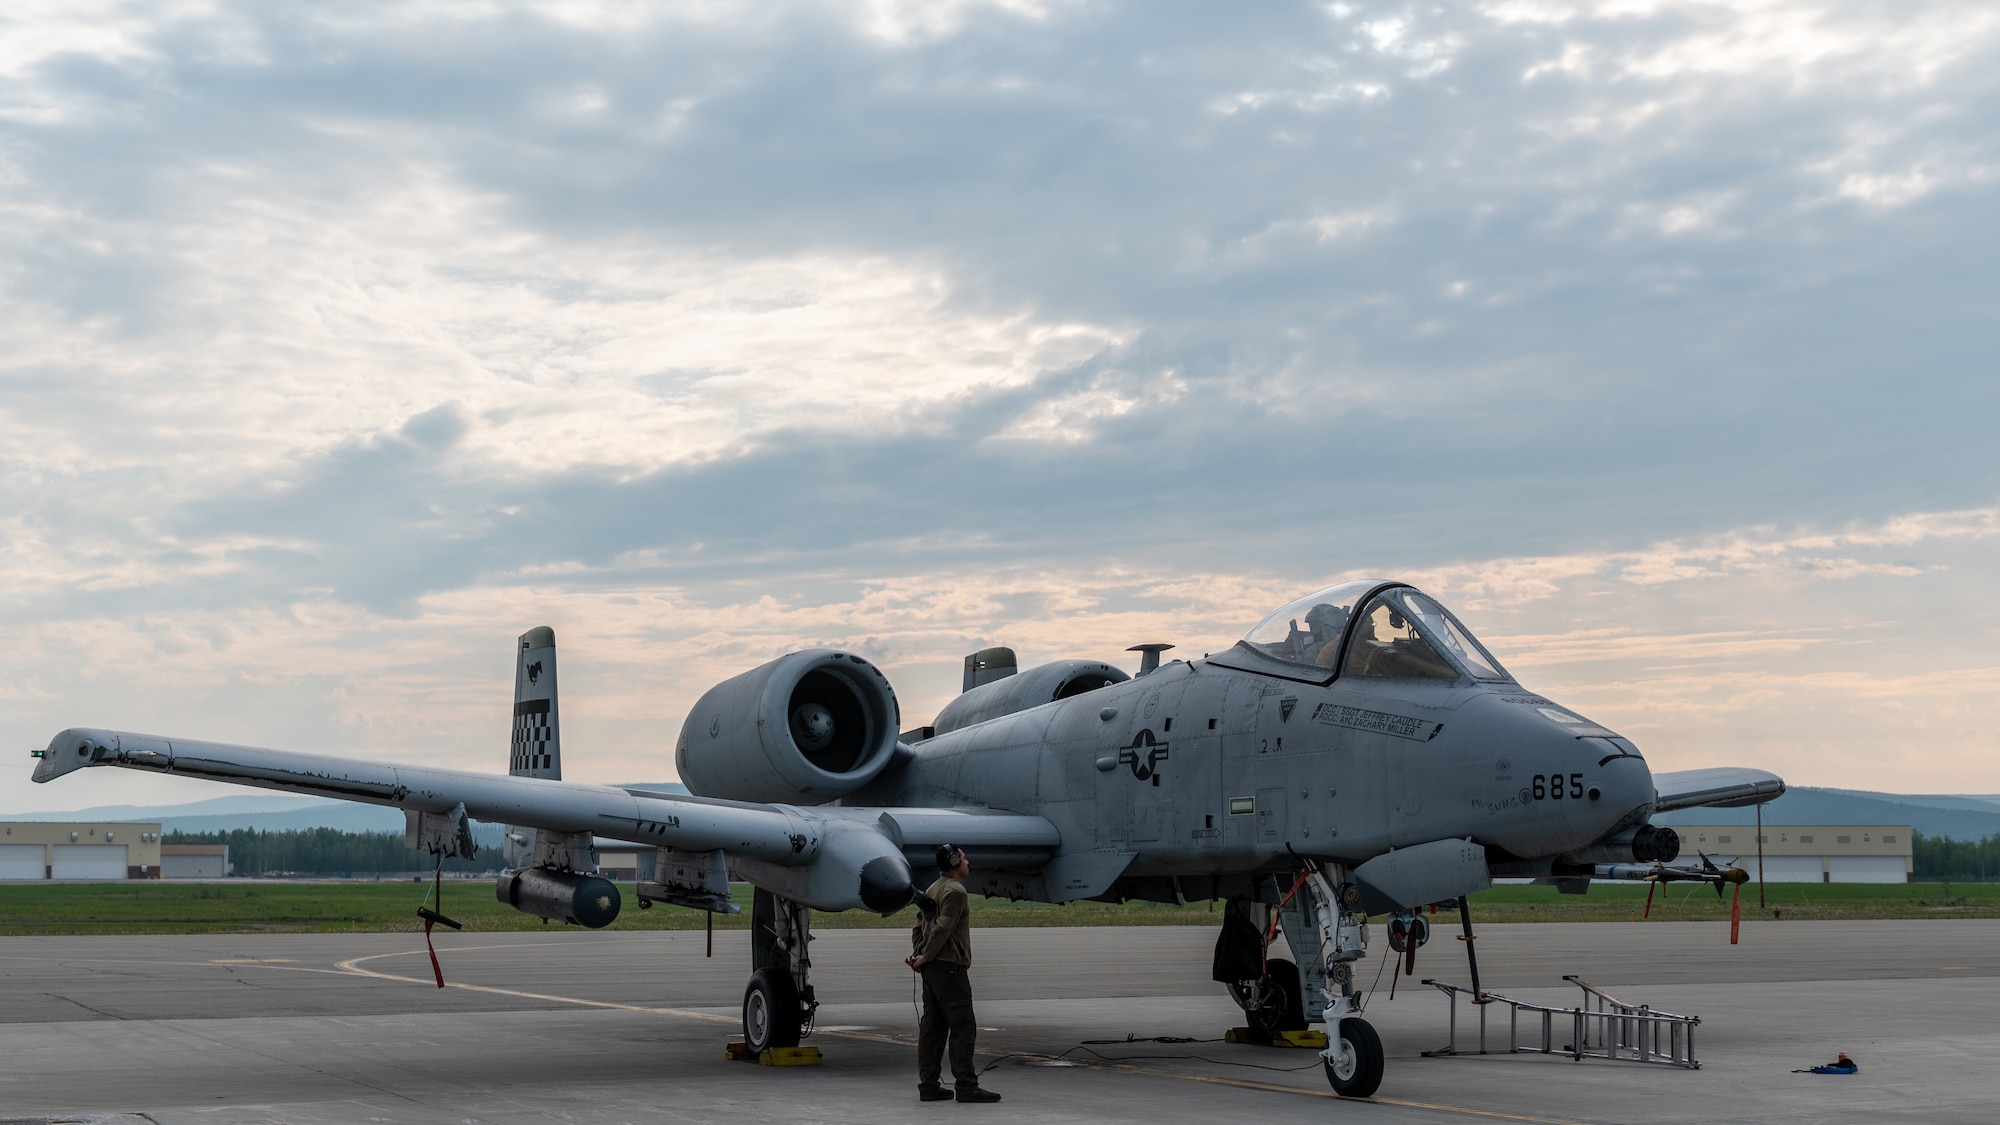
[1302,865,1384,1098]
[743,888,817,1055]
[1215,866,1385,1097]
[1288,856,1384,1096]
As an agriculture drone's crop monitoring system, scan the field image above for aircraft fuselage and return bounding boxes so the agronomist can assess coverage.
[858,658,1654,898]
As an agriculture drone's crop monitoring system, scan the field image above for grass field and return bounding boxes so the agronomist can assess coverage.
[3,878,1998,935]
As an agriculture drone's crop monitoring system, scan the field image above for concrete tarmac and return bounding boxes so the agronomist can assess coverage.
[0,920,1994,1124]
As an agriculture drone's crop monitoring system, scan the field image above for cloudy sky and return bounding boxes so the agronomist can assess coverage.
[4,0,1998,813]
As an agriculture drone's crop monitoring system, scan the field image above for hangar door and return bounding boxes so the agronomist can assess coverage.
[1754,856,1825,883]
[51,844,128,880]
[0,844,44,880]
[1827,855,1907,883]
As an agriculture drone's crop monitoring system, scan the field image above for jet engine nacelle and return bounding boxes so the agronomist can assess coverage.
[676,649,902,805]
[495,867,622,928]
[931,659,1131,736]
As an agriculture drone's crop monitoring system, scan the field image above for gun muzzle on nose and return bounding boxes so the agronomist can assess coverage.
[1562,824,1681,866]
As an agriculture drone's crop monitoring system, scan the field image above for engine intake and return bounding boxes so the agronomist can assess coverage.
[496,867,622,928]
[676,649,901,804]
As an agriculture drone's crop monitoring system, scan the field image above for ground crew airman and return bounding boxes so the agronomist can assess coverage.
[906,843,1000,1103]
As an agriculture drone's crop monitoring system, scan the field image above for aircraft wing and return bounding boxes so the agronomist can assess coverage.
[1652,766,1786,812]
[31,727,1059,913]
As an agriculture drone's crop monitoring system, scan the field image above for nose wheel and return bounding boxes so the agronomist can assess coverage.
[1324,1017,1384,1098]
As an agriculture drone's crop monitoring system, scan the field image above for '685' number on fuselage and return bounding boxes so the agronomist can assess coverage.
[1533,773,1583,800]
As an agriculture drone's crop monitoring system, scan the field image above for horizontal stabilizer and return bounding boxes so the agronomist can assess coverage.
[1653,767,1786,812]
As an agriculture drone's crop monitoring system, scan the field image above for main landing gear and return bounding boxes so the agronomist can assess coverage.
[1215,864,1385,1098]
[1226,955,1306,1038]
[742,888,817,1055]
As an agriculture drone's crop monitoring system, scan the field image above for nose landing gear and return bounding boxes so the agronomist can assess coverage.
[1303,867,1385,1098]
[1213,865,1385,1098]
[1326,1016,1385,1097]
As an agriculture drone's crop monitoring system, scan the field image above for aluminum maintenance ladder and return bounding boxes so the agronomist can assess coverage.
[1419,975,1700,1069]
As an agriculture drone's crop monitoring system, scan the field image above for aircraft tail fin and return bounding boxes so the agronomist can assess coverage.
[510,627,561,780]
[506,626,561,871]
[962,647,1017,692]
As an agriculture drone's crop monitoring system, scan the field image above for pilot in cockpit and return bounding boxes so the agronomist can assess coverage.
[1305,602,1349,667]
[1239,582,1512,683]
[1344,601,1458,679]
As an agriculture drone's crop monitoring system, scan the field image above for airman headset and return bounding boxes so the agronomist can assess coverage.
[935,843,965,873]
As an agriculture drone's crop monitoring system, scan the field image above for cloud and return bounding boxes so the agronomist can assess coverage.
[8,501,2000,816]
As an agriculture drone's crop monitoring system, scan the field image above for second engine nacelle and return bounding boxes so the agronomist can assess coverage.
[676,649,901,804]
[931,658,1130,736]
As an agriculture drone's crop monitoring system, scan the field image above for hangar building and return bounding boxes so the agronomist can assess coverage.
[1673,824,1913,883]
[597,843,647,882]
[0,822,164,880]
[160,844,231,878]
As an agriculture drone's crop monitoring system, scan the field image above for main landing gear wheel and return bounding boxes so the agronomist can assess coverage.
[1229,957,1308,1038]
[743,967,802,1054]
[1324,1017,1384,1099]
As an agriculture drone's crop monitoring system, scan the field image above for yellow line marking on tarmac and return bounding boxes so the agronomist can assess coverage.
[210,958,297,963]
[328,947,1591,1125]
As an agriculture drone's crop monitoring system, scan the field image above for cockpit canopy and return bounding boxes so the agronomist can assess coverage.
[1237,581,1512,683]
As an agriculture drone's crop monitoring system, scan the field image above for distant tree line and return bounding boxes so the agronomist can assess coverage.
[164,828,501,876]
[1912,831,2000,881]
[160,826,2000,881]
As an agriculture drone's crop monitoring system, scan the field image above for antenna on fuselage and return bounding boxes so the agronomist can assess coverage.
[1126,643,1175,676]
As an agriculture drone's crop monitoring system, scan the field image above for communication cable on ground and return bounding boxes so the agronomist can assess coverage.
[980,1037,1324,1077]
[992,1044,1324,1074]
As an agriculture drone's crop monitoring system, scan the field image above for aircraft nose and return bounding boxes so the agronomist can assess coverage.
[1453,694,1659,858]
[1524,719,1655,850]
[1593,750,1655,825]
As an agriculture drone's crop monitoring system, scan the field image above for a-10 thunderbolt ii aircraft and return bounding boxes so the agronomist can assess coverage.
[33,578,1783,1098]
